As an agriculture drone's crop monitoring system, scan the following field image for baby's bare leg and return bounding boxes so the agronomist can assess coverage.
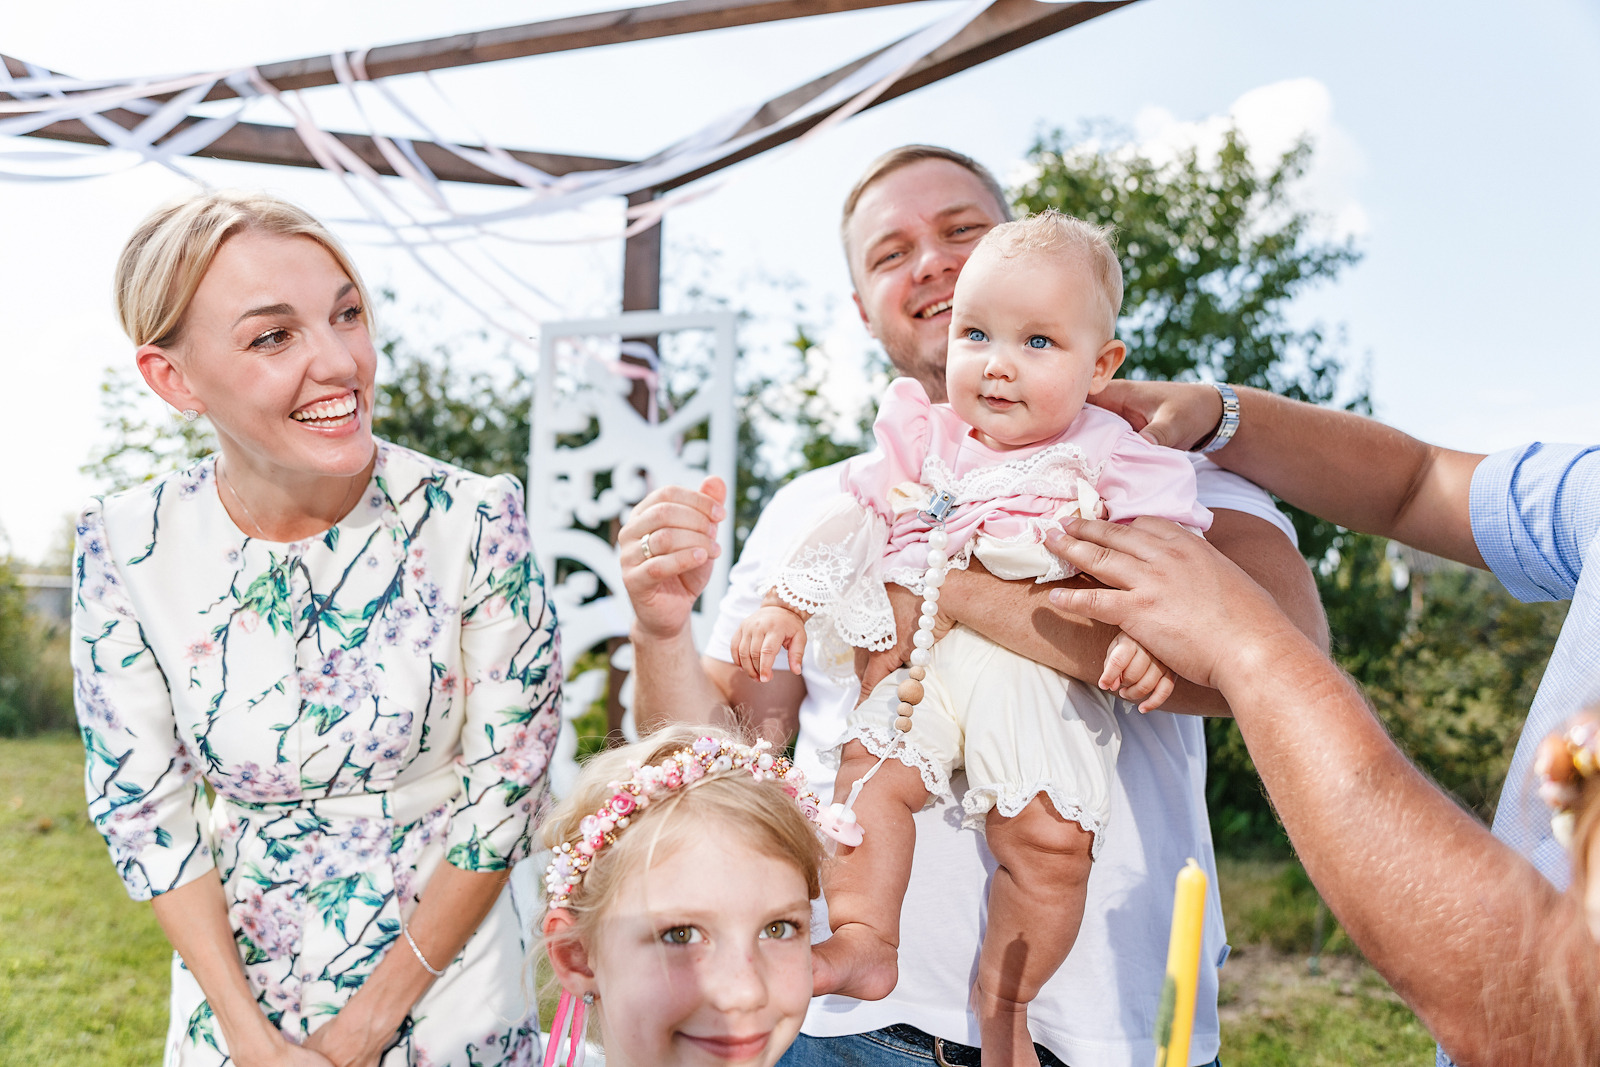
[812,740,931,1001]
[974,796,1095,1067]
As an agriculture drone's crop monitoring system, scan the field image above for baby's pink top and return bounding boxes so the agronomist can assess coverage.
[845,378,1212,582]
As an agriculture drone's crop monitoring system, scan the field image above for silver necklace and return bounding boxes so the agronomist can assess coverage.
[219,456,266,539]
[219,455,364,541]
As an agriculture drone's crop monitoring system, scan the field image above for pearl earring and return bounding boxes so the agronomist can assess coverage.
[180,409,200,423]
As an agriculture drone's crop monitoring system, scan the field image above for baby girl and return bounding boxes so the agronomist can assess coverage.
[732,211,1210,1064]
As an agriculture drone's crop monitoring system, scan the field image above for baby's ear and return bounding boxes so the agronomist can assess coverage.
[1088,338,1127,393]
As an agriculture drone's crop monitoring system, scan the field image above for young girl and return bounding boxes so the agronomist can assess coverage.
[537,725,828,1067]
[731,212,1210,1064]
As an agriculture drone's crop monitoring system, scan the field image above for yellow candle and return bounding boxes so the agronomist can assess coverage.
[1154,858,1208,1067]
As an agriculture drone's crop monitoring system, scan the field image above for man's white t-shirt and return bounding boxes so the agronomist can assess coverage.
[706,456,1297,1067]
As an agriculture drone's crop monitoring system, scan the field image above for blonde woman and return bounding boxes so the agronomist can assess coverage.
[73,190,562,1067]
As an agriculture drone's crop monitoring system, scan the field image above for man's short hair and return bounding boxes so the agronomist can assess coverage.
[974,209,1124,337]
[839,145,1013,254]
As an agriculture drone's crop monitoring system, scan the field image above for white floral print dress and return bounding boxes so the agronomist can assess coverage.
[71,441,562,1067]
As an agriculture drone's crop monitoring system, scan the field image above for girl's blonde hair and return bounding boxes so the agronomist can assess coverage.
[538,725,825,961]
[114,189,374,349]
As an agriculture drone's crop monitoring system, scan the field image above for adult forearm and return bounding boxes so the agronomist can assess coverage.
[150,871,286,1065]
[629,620,729,733]
[1207,388,1486,566]
[944,510,1326,717]
[309,864,510,1064]
[1046,515,1599,1061]
[1222,635,1599,1062]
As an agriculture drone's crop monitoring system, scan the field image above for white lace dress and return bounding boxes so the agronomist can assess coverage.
[765,379,1210,843]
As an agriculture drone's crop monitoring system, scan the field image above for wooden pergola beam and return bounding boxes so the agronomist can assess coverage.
[17,110,630,184]
[196,0,926,101]
[655,0,1136,191]
[3,1,1136,187]
[1,55,630,183]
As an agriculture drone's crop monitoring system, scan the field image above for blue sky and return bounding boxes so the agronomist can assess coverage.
[2,0,1597,562]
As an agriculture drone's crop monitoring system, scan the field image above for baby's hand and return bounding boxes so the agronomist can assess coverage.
[732,605,809,683]
[1100,630,1176,712]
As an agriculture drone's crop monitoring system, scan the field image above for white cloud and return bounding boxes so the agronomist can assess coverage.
[1131,78,1369,239]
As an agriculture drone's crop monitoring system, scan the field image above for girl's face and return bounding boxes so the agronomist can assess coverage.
[577,829,813,1066]
[945,248,1125,451]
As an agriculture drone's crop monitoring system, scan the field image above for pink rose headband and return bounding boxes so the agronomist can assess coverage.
[1538,716,1600,850]
[543,736,826,909]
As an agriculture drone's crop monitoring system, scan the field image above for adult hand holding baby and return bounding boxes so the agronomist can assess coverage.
[1090,379,1227,451]
[1044,514,1600,1063]
[1041,514,1304,692]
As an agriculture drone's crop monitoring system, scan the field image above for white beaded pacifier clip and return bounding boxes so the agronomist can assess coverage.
[817,490,956,847]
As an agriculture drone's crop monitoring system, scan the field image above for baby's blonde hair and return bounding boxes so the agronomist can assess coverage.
[114,189,373,349]
[537,725,825,967]
[971,209,1124,338]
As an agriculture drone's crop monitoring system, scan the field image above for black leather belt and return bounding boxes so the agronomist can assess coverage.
[880,1025,983,1067]
[877,1024,1072,1067]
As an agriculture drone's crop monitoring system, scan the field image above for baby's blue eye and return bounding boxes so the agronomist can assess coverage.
[1026,336,1052,349]
[965,328,988,343]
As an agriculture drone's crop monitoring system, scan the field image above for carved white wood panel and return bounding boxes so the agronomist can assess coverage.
[528,310,737,798]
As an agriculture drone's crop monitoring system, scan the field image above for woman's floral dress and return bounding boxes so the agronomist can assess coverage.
[71,441,562,1066]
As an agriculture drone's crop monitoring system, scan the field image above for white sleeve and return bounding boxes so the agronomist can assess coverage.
[1188,455,1298,548]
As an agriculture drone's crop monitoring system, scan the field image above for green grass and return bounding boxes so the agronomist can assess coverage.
[0,737,1436,1065]
[1215,857,1435,1064]
[0,733,171,1065]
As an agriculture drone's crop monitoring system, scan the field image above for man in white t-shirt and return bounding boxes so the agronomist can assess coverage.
[619,146,1326,1066]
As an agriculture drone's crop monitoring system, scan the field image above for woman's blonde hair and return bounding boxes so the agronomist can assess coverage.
[537,724,825,966]
[114,189,373,349]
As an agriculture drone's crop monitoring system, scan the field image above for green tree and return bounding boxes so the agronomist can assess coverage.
[1366,560,1568,821]
[369,339,532,480]
[0,560,74,736]
[82,367,217,492]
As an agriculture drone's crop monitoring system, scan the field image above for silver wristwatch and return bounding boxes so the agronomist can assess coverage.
[1193,382,1240,455]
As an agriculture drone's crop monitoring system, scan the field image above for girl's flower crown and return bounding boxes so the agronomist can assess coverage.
[544,736,824,909]
[1538,716,1600,849]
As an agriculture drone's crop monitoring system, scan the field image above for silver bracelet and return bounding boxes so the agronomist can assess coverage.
[1192,382,1241,455]
[402,916,447,977]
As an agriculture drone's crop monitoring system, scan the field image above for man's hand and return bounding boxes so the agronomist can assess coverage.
[732,604,809,683]
[1100,631,1176,712]
[1043,515,1305,692]
[1091,380,1222,451]
[853,583,953,705]
[618,476,726,640]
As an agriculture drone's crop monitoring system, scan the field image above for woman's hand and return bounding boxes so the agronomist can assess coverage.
[1042,515,1306,691]
[264,1044,338,1067]
[300,1022,383,1067]
[618,476,726,640]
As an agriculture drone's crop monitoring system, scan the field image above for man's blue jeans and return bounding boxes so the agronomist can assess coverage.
[778,1027,1223,1067]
